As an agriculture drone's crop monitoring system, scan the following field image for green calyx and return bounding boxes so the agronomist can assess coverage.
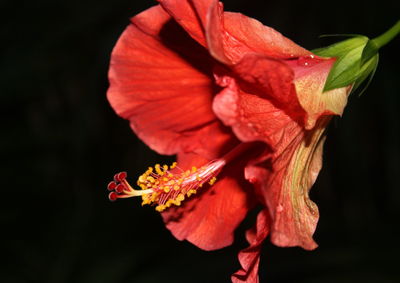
[312,20,399,95]
[312,36,378,94]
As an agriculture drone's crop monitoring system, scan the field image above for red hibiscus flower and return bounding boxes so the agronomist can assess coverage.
[106,0,351,282]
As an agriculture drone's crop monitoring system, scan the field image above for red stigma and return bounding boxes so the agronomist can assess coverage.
[108,191,118,201]
[114,171,127,182]
[107,181,117,191]
[115,184,125,194]
[107,171,129,201]
[106,171,153,202]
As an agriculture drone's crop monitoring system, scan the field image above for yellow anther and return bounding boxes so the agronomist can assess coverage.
[146,176,155,183]
[141,194,151,205]
[168,173,173,178]
[191,166,197,173]
[209,177,217,185]
[170,162,177,169]
[177,194,185,202]
[163,177,169,182]
[151,193,158,202]
[155,164,163,175]
[138,175,146,183]
[142,198,150,206]
[163,186,170,193]
[166,199,174,207]
[156,205,166,212]
[163,164,169,171]
[174,185,180,191]
[187,189,197,197]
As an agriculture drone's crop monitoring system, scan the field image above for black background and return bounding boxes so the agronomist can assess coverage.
[2,0,399,282]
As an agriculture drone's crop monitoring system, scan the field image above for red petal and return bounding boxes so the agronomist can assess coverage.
[232,210,270,283]
[268,121,327,249]
[160,0,311,64]
[107,5,218,155]
[223,12,311,61]
[175,120,238,160]
[214,54,350,135]
[287,57,351,129]
[212,76,323,250]
[162,152,255,251]
[157,0,209,47]
[229,54,307,125]
[244,118,331,250]
[158,0,230,63]
[155,1,348,131]
[212,75,303,150]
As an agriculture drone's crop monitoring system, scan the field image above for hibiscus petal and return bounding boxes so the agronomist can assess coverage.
[212,75,303,151]
[221,12,311,62]
[158,0,230,63]
[216,53,350,133]
[107,5,218,155]
[287,57,350,129]
[162,152,254,251]
[244,119,330,250]
[160,0,311,64]
[229,54,307,125]
[156,1,347,131]
[177,121,238,159]
[157,0,208,46]
[195,0,231,63]
[232,210,270,283]
[213,76,323,250]
[269,120,328,249]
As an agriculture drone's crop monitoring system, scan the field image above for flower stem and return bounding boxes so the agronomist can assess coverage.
[361,20,400,65]
[372,20,400,49]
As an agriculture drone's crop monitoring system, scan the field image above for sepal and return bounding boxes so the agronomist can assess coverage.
[313,36,378,93]
[313,20,400,94]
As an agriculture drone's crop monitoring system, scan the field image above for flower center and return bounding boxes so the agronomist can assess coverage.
[107,143,254,212]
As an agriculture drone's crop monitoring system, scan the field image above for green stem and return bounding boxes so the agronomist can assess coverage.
[372,20,400,49]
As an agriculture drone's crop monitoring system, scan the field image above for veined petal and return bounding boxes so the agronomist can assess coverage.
[286,57,351,129]
[158,0,230,63]
[222,12,311,62]
[160,0,311,64]
[270,119,328,249]
[107,5,218,155]
[162,152,255,251]
[216,54,350,132]
[245,118,331,250]
[232,210,269,283]
[158,1,346,130]
[176,121,238,160]
[212,75,303,151]
[212,76,328,250]
[197,0,231,63]
[157,0,208,47]
[229,54,307,125]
